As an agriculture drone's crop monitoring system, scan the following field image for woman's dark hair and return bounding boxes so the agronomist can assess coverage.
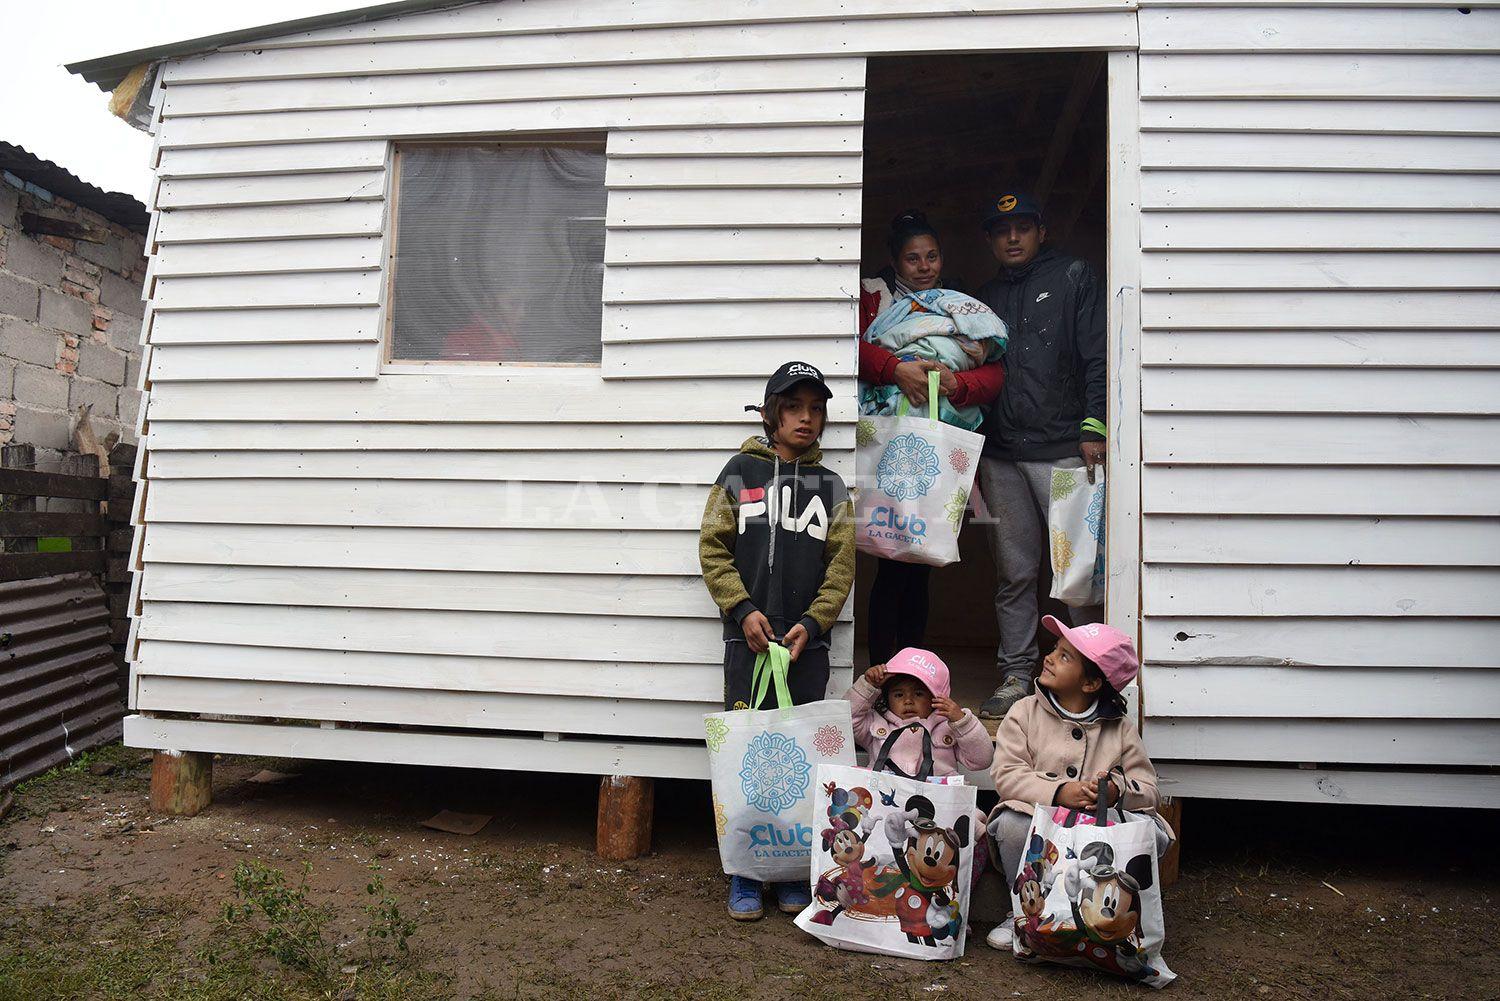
[887,208,940,260]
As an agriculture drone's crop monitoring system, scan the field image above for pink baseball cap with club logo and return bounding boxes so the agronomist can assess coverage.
[1041,616,1140,693]
[884,647,950,700]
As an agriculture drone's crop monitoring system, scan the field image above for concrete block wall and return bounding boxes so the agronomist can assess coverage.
[0,175,146,472]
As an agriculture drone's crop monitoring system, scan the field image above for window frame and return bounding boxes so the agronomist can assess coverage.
[380,137,608,374]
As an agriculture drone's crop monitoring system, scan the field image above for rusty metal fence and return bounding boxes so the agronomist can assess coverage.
[1,447,125,790]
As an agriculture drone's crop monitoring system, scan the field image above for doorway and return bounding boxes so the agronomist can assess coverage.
[853,51,1112,719]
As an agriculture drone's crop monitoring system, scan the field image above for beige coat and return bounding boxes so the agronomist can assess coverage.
[989,692,1170,836]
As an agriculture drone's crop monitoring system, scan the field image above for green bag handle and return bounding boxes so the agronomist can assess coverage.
[750,642,793,710]
[894,368,941,422]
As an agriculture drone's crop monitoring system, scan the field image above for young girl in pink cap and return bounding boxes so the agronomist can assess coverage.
[984,616,1175,951]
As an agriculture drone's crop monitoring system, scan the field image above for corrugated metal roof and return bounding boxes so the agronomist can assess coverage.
[0,573,123,791]
[0,143,149,233]
[65,0,476,93]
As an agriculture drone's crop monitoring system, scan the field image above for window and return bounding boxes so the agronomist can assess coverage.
[387,142,606,365]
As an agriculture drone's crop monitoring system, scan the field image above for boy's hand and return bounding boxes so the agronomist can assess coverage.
[932,695,965,722]
[1055,781,1095,810]
[742,611,775,653]
[864,664,888,686]
[1080,440,1106,484]
[784,624,810,662]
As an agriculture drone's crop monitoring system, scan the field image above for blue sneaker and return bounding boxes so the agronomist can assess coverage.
[728,876,764,921]
[774,880,812,914]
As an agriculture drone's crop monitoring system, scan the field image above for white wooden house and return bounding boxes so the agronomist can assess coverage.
[69,0,1499,813]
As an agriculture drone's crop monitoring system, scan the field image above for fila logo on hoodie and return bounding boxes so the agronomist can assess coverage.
[737,485,829,541]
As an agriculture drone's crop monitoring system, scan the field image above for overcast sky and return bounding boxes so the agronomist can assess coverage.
[7,1,360,203]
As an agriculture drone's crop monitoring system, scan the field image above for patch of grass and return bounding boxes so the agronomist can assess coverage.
[363,863,423,960]
[221,860,332,973]
[6,741,147,823]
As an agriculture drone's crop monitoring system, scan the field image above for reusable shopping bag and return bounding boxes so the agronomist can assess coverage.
[795,723,978,961]
[1048,466,1106,606]
[704,643,856,882]
[855,371,984,567]
[1007,779,1175,987]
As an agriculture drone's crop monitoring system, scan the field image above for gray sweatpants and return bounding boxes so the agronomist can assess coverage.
[978,455,1104,684]
[988,808,1173,896]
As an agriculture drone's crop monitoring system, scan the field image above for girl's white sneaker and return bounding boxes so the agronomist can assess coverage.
[986,923,1014,950]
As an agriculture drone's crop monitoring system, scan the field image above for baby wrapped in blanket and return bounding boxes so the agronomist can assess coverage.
[859,288,1009,430]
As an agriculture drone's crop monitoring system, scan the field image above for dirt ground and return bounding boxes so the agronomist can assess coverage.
[1,744,1496,1001]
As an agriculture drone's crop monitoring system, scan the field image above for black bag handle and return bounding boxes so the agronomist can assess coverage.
[1059,774,1127,828]
[871,720,934,782]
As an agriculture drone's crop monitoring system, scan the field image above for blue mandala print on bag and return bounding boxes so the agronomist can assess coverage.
[1085,481,1106,544]
[876,433,941,500]
[738,732,812,814]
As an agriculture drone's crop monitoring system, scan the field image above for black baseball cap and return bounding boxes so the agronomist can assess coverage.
[981,191,1044,231]
[765,360,833,400]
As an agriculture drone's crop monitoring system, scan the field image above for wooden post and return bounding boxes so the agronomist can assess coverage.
[150,749,213,816]
[1158,797,1183,889]
[596,774,654,860]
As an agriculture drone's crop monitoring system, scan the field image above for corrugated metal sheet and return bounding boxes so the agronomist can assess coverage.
[0,573,124,790]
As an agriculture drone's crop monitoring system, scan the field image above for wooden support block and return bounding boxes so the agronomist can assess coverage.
[149,749,213,817]
[1158,797,1183,889]
[596,774,654,861]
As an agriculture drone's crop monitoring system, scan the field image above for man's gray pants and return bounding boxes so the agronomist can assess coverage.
[978,455,1104,685]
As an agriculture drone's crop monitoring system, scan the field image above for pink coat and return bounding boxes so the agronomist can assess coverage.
[847,676,995,778]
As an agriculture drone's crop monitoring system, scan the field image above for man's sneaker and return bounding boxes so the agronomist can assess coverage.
[979,677,1031,720]
[728,875,764,921]
[773,880,812,914]
[987,922,1015,950]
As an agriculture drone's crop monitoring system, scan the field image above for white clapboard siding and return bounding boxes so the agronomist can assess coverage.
[1138,7,1500,53]
[602,300,857,342]
[153,238,384,277]
[135,676,712,740]
[226,0,1138,48]
[156,92,865,149]
[1141,414,1500,465]
[603,264,856,303]
[1142,171,1500,211]
[1146,719,1498,767]
[135,641,723,702]
[1142,251,1500,290]
[161,13,1137,84]
[1143,566,1500,617]
[148,308,380,345]
[1141,368,1500,414]
[155,171,386,208]
[1144,515,1500,567]
[136,602,855,665]
[142,524,705,575]
[145,419,855,451]
[1140,290,1500,329]
[1144,617,1500,670]
[1143,330,1500,368]
[1144,467,1500,516]
[604,227,860,265]
[1156,763,1500,810]
[154,202,386,242]
[1140,54,1500,99]
[124,716,713,782]
[148,343,378,381]
[1140,99,1500,136]
[604,338,855,379]
[144,373,860,423]
[152,272,382,310]
[1142,211,1500,250]
[1146,667,1499,719]
[607,187,860,228]
[162,58,866,117]
[605,155,863,189]
[608,126,863,157]
[156,141,389,178]
[1141,134,1500,174]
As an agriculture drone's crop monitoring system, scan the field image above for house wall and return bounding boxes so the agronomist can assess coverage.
[127,0,1137,776]
[122,0,1499,806]
[0,177,146,466]
[1133,2,1500,806]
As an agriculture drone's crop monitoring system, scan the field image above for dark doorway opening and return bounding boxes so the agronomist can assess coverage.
[853,51,1110,717]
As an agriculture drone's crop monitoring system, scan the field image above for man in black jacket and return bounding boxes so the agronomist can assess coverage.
[973,191,1108,720]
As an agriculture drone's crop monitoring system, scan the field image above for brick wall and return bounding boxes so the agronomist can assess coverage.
[0,175,146,470]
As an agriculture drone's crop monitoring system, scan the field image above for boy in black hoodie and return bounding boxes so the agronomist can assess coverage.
[699,360,856,921]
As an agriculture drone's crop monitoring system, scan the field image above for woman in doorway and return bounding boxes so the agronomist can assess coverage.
[859,210,1007,664]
